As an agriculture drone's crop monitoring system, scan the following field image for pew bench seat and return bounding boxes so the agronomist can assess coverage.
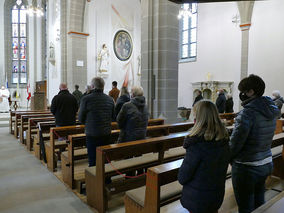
[160,200,188,213]
[125,181,182,207]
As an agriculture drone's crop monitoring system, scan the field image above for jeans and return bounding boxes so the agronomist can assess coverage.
[86,135,111,167]
[232,162,273,213]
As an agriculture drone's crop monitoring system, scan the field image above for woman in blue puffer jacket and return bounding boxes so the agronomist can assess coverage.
[230,74,280,213]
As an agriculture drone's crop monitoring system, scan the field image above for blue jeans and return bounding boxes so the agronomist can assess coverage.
[232,162,273,213]
[86,135,111,167]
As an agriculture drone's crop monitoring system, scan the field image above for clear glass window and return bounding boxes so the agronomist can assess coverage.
[179,3,198,61]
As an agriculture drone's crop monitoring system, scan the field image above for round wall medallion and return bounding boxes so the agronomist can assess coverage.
[113,30,133,61]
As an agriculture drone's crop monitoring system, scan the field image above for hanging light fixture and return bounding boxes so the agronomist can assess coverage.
[27,0,44,17]
[178,3,192,19]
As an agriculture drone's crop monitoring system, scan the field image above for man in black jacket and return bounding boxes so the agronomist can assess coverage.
[79,77,115,167]
[216,89,226,113]
[192,90,203,106]
[50,83,78,127]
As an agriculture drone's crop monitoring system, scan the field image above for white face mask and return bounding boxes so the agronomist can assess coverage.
[217,91,220,95]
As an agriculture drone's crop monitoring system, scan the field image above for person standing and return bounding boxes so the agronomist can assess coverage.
[109,81,120,103]
[0,86,10,112]
[230,74,280,213]
[114,86,130,119]
[72,84,83,106]
[117,86,148,143]
[216,89,226,113]
[225,94,234,113]
[192,90,203,107]
[79,77,115,167]
[51,83,78,127]
[272,90,284,111]
[178,100,230,213]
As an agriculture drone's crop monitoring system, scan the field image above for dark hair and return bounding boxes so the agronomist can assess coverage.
[75,85,79,90]
[112,81,118,87]
[238,74,265,97]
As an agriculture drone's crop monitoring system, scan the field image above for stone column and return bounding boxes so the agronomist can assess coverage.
[141,0,179,123]
[238,1,254,80]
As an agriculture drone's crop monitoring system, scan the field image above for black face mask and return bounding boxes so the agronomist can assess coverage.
[239,92,250,101]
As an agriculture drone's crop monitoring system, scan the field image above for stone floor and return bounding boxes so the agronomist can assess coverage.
[0,127,93,213]
[0,126,283,213]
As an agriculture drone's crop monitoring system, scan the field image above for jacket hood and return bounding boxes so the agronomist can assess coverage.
[245,96,280,120]
[131,96,146,107]
[119,94,130,102]
[274,96,284,103]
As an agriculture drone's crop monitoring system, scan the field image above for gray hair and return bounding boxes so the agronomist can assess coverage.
[91,77,105,90]
[131,86,144,97]
[227,94,232,99]
[272,90,281,98]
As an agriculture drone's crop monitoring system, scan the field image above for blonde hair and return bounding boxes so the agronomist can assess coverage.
[190,100,228,141]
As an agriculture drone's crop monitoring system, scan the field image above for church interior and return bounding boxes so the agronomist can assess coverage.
[0,0,284,213]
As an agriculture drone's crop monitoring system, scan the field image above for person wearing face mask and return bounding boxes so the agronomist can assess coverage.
[230,74,280,213]
[116,86,149,143]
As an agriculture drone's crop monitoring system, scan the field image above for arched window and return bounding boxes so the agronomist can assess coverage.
[11,0,27,84]
[179,3,197,62]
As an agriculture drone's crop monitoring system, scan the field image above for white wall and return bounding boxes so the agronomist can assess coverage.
[178,2,241,110]
[248,0,284,102]
[0,0,5,85]
[85,0,141,93]
[46,0,61,103]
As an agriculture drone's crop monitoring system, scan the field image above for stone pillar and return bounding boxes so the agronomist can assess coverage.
[141,0,179,123]
[238,1,254,80]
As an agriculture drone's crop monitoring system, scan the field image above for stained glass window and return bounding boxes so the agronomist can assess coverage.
[11,0,27,84]
[179,3,198,61]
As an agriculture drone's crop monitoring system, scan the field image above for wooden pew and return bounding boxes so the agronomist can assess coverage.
[252,191,284,213]
[124,159,185,213]
[34,121,56,160]
[61,122,194,190]
[19,113,53,144]
[41,119,165,172]
[85,132,189,213]
[220,113,237,126]
[124,132,284,213]
[9,110,47,135]
[13,111,50,138]
[26,117,55,151]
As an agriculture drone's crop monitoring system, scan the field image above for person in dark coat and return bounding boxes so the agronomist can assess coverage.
[178,100,230,213]
[79,77,115,167]
[51,83,78,127]
[216,89,226,113]
[115,86,130,119]
[230,74,280,213]
[192,90,203,106]
[225,94,234,113]
[272,90,284,111]
[72,84,83,106]
[117,86,149,143]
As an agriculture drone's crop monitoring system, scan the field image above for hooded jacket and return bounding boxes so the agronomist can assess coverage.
[114,94,130,119]
[273,96,284,111]
[178,136,230,213]
[230,96,280,163]
[79,89,115,137]
[50,90,78,126]
[117,96,149,143]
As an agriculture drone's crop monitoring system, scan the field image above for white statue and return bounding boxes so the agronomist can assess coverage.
[98,44,110,76]
[0,86,10,112]
[49,42,55,59]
